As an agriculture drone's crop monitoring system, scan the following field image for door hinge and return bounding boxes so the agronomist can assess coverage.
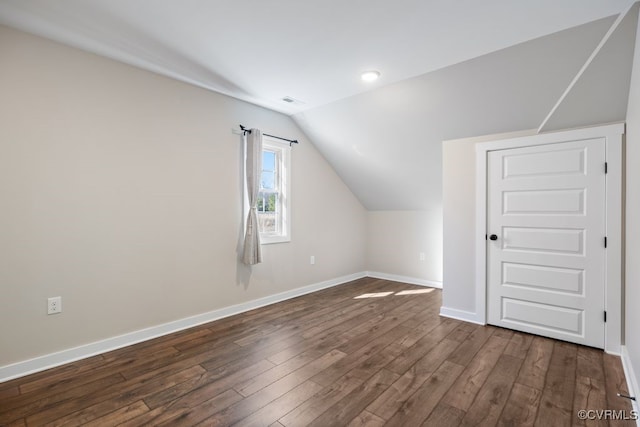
[605,162,608,174]
[604,236,608,248]
[604,311,607,322]
[485,234,487,241]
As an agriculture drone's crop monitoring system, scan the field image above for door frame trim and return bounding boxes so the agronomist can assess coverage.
[474,123,624,353]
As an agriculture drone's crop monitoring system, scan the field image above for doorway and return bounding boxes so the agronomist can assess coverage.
[486,139,605,347]
[475,124,623,353]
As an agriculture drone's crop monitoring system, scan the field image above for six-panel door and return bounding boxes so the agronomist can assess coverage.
[487,138,606,348]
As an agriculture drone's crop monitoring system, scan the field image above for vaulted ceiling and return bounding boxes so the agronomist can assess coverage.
[1,0,638,209]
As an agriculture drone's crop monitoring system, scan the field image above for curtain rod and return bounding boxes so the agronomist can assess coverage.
[239,124,299,146]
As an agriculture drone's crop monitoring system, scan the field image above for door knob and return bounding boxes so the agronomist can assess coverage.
[489,234,498,241]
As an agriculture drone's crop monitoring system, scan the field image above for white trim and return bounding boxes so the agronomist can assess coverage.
[366,271,442,289]
[0,271,367,383]
[621,345,640,424]
[475,142,488,325]
[474,123,624,353]
[604,125,624,354]
[260,136,291,245]
[439,306,485,325]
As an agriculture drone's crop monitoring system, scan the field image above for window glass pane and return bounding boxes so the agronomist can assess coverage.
[263,150,276,171]
[261,150,276,190]
[257,191,277,212]
[261,171,275,190]
[258,191,279,233]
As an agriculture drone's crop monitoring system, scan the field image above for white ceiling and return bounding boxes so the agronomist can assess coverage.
[294,12,638,210]
[0,0,635,114]
[0,0,638,210]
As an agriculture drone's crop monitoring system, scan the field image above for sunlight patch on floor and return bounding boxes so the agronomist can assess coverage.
[354,292,394,299]
[354,288,435,299]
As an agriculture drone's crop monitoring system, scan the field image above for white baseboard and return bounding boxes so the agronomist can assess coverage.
[0,271,367,383]
[366,271,442,289]
[620,345,640,425]
[439,306,485,325]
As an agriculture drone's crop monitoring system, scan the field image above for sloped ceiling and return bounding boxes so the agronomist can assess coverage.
[293,13,635,209]
[540,4,639,132]
[0,0,635,114]
[0,1,638,210]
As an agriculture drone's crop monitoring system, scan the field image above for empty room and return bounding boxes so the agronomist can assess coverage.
[1,1,640,425]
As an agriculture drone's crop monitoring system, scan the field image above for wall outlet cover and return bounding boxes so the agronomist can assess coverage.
[47,296,62,315]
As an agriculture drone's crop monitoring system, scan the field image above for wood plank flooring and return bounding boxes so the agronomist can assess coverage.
[0,277,636,426]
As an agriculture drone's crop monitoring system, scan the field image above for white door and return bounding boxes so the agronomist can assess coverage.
[486,138,606,348]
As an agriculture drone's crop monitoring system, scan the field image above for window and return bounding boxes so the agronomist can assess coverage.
[257,137,290,243]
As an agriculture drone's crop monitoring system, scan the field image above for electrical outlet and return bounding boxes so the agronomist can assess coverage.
[419,252,426,261]
[48,296,62,315]
[310,255,315,265]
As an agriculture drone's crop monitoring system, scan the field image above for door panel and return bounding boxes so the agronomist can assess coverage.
[487,138,606,348]
[503,189,585,215]
[502,263,583,295]
[502,227,585,254]
[502,147,585,178]
[501,298,583,336]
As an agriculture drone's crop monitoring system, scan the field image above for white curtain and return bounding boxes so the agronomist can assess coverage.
[243,129,263,265]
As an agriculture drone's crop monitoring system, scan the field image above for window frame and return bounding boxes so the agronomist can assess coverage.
[258,136,291,244]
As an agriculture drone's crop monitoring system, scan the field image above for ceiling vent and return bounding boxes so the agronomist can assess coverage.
[282,96,305,105]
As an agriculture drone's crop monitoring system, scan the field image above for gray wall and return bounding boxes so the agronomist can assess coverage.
[366,210,442,284]
[0,25,367,367]
[441,130,535,316]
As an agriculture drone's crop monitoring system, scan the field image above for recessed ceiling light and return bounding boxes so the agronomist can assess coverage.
[361,70,380,82]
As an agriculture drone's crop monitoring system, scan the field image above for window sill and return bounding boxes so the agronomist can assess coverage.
[261,235,290,245]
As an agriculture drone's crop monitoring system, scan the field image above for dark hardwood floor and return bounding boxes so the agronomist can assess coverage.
[0,277,635,426]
